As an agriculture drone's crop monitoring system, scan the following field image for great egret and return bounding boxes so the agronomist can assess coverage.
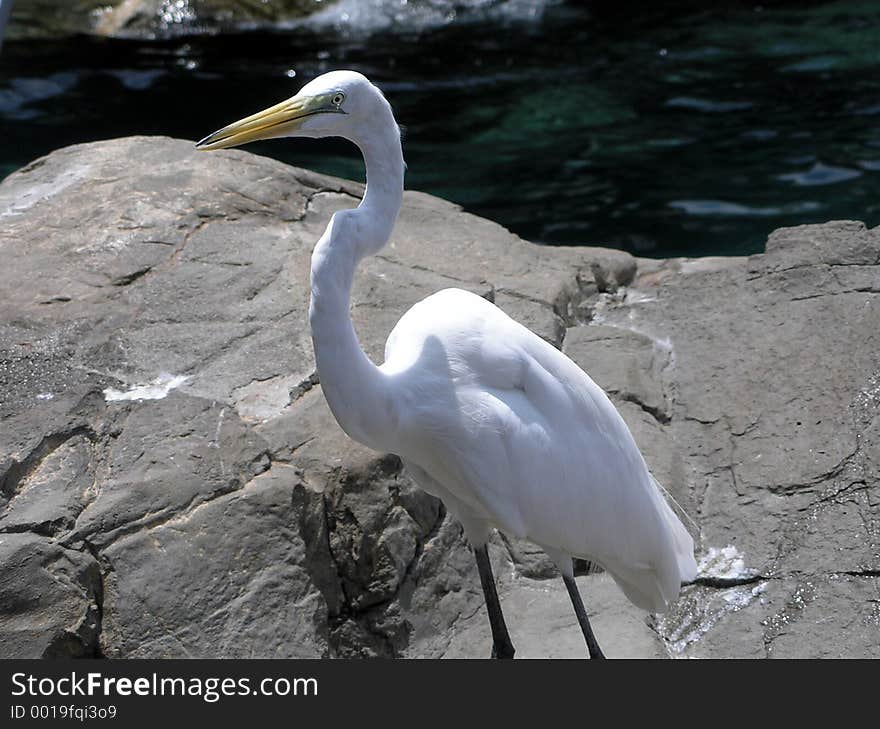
[197,70,698,659]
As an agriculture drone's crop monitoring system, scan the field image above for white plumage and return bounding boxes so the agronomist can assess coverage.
[384,287,695,612]
[198,69,698,657]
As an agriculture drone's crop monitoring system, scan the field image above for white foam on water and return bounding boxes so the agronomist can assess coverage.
[658,545,766,656]
[104,374,188,402]
[698,545,754,580]
[299,0,556,36]
[623,289,657,305]
[661,581,767,656]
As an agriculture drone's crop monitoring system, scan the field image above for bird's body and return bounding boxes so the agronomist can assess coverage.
[383,287,693,612]
[198,69,697,657]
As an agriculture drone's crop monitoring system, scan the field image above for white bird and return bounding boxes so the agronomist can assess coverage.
[197,70,698,659]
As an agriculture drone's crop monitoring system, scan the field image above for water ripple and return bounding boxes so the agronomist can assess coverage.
[669,200,821,217]
[665,97,754,113]
[777,162,862,187]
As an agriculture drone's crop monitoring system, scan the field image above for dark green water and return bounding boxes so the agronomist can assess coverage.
[2,0,880,256]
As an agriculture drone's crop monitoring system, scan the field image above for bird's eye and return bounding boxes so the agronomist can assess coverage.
[331,92,345,108]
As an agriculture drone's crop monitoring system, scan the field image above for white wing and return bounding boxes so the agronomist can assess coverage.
[381,288,697,612]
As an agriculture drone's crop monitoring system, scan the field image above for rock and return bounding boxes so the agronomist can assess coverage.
[585,222,880,658]
[0,433,94,537]
[439,572,667,659]
[8,0,323,40]
[0,136,877,658]
[0,533,101,657]
[563,324,672,423]
[98,464,330,658]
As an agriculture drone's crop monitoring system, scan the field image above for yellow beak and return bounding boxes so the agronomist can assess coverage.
[195,93,340,150]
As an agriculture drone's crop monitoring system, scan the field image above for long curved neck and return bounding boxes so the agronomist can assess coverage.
[308,116,404,451]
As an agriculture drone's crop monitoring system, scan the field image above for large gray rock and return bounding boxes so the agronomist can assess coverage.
[0,136,877,658]
[568,225,880,658]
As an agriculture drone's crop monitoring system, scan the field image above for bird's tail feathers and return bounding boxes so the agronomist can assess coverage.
[606,475,699,612]
[608,562,678,614]
[654,484,699,585]
[652,475,699,535]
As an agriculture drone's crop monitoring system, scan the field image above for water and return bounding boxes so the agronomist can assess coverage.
[2,0,880,256]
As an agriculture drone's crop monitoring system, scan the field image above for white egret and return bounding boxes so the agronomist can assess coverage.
[197,70,698,659]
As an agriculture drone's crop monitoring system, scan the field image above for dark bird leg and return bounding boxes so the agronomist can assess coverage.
[563,569,606,659]
[474,544,515,659]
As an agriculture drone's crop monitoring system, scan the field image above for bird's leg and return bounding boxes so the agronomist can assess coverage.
[563,570,606,659]
[474,544,515,659]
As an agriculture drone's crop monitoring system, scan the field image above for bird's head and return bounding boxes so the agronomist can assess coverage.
[196,70,386,151]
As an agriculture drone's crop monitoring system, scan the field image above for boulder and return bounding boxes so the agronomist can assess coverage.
[0,136,877,658]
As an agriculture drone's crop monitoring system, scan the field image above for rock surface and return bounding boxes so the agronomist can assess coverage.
[8,0,322,40]
[0,136,877,658]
